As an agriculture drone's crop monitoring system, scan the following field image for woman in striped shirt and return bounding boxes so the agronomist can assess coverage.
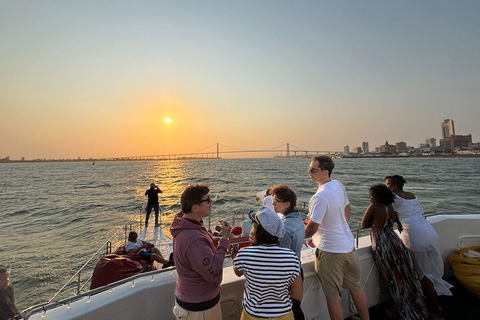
[231,206,302,320]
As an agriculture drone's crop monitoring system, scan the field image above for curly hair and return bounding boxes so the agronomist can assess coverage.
[369,183,395,206]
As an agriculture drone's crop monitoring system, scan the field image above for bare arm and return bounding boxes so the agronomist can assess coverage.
[289,274,303,302]
[232,264,244,277]
[305,220,319,239]
[344,204,352,222]
[389,206,403,232]
[361,206,373,228]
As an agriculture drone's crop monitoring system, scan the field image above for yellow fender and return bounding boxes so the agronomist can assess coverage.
[448,246,480,299]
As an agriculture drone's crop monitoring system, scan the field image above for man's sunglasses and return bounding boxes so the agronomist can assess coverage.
[198,196,212,204]
[308,167,321,174]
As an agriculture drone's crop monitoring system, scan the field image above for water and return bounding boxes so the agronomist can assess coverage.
[1,157,479,310]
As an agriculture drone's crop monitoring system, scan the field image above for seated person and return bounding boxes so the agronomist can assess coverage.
[0,268,20,320]
[126,231,169,265]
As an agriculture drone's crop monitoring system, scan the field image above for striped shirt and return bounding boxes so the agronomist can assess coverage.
[233,244,300,318]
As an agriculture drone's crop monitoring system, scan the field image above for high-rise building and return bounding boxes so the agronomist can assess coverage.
[344,145,350,154]
[441,119,455,139]
[362,142,369,154]
[439,119,472,149]
[425,138,437,147]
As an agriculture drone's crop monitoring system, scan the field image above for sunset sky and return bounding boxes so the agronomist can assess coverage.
[1,1,479,159]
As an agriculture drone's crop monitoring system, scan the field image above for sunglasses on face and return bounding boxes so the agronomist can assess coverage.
[308,167,321,174]
[198,196,212,204]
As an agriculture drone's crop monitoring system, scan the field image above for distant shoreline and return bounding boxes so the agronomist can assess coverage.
[1,153,480,163]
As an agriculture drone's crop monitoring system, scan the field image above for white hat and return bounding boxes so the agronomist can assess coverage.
[249,206,285,238]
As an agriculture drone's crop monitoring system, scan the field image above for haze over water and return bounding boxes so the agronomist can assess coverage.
[1,157,479,310]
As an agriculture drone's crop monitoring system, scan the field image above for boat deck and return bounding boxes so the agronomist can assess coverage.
[367,276,480,320]
[137,222,173,269]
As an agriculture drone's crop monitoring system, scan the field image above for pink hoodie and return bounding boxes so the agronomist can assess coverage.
[170,211,229,304]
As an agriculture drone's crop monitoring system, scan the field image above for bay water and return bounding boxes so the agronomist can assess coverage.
[1,157,479,310]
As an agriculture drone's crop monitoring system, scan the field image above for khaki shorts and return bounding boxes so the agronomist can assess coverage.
[173,300,222,320]
[315,248,362,300]
[241,310,294,320]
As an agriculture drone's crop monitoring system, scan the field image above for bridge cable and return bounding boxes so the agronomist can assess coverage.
[194,144,217,153]
[218,144,246,151]
[289,143,308,152]
[265,143,287,150]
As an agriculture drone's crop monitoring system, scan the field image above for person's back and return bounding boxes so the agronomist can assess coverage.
[305,156,369,320]
[145,183,162,227]
[232,206,302,320]
[310,180,354,253]
[145,185,161,204]
[392,195,439,250]
[280,212,305,259]
[235,245,300,317]
[386,174,452,319]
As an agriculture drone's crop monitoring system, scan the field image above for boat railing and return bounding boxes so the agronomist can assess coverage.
[47,208,145,303]
[22,211,454,319]
[23,266,176,320]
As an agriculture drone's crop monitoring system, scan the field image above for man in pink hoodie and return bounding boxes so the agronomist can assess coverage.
[170,184,232,320]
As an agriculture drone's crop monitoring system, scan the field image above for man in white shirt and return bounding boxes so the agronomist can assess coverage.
[304,156,369,320]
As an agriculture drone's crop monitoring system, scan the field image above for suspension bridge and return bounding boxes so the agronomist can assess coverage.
[106,143,340,161]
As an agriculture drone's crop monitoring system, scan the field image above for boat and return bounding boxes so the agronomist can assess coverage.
[22,210,480,320]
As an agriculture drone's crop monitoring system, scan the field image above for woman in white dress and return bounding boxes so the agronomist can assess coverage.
[385,175,453,320]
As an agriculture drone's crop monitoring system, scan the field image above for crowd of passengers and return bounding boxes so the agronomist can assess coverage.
[0,156,453,320]
[170,155,451,320]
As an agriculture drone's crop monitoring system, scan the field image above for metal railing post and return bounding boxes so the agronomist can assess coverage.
[356,230,359,248]
[77,272,81,294]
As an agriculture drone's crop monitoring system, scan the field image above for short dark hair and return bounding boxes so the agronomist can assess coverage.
[271,184,297,214]
[0,268,8,275]
[311,155,335,177]
[181,184,210,213]
[370,184,395,206]
[128,231,137,241]
[385,175,407,189]
[254,224,279,245]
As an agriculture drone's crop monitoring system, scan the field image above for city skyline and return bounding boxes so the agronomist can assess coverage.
[1,2,480,159]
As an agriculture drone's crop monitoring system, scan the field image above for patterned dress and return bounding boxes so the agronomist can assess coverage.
[370,205,428,320]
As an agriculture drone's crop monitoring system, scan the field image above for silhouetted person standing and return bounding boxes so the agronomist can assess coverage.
[145,183,163,227]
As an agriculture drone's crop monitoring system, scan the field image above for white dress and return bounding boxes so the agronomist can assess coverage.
[392,195,453,296]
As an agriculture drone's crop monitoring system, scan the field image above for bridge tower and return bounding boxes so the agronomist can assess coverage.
[217,143,219,159]
[286,143,290,158]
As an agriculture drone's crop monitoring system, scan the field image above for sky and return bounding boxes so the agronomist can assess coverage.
[1,1,479,160]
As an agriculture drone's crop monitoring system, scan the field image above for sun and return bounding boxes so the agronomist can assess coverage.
[165,118,172,124]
